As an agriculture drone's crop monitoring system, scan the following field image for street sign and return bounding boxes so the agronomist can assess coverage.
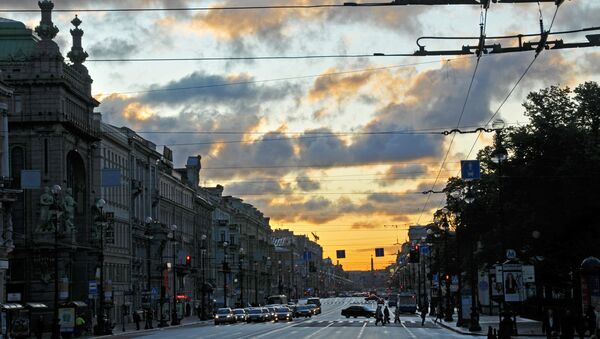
[151,287,158,300]
[88,281,97,296]
[506,249,517,260]
[375,248,384,257]
[336,250,346,259]
[461,160,481,180]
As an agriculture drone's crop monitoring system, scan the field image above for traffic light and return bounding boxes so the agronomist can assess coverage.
[185,255,191,266]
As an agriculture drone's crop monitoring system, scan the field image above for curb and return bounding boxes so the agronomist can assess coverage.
[434,320,486,336]
[88,319,211,338]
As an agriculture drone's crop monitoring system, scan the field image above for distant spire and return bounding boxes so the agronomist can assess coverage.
[35,0,59,41]
[68,15,89,65]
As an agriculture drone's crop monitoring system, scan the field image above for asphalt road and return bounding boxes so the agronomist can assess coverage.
[104,297,527,338]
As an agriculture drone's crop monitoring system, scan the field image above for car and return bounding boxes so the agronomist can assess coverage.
[295,305,313,318]
[341,305,376,319]
[306,304,320,315]
[262,307,274,321]
[275,306,293,321]
[247,308,267,323]
[266,306,278,321]
[307,297,322,314]
[232,308,248,322]
[214,308,236,325]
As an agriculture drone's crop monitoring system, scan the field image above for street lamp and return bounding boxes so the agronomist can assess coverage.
[277,260,283,295]
[94,198,110,335]
[50,184,61,339]
[238,247,245,308]
[222,241,229,308]
[200,234,207,320]
[144,217,156,329]
[170,224,180,326]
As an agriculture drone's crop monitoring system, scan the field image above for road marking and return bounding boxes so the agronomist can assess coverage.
[356,321,367,339]
[305,321,334,338]
[401,320,418,339]
[291,330,298,334]
[248,322,298,339]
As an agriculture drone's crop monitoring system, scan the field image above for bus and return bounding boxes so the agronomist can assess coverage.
[396,292,418,313]
[267,295,288,305]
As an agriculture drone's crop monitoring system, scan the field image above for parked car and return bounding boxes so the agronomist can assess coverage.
[275,307,293,321]
[341,305,376,318]
[214,308,236,325]
[232,308,248,322]
[295,305,313,318]
[247,308,267,323]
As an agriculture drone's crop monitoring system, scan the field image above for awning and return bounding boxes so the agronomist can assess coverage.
[0,303,24,310]
[25,303,48,309]
[60,301,87,308]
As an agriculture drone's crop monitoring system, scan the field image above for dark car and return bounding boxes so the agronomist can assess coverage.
[232,308,247,322]
[306,304,320,315]
[247,308,267,323]
[262,308,274,322]
[214,308,236,325]
[295,305,313,318]
[307,298,322,314]
[275,307,293,321]
[341,305,376,318]
[266,307,278,322]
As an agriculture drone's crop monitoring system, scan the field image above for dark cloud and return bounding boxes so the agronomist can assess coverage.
[139,71,296,107]
[223,180,292,196]
[351,222,379,229]
[296,174,321,192]
[378,164,429,187]
[89,38,139,58]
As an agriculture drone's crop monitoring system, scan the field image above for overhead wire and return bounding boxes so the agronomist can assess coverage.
[415,2,489,225]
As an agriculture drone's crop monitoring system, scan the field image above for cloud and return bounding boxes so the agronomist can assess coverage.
[296,174,321,191]
[377,164,429,187]
[351,221,379,229]
[89,38,139,58]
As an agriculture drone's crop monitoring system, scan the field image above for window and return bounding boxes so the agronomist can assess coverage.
[14,95,22,114]
[220,231,226,242]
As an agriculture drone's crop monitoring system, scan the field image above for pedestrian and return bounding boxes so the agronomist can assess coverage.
[384,306,390,324]
[542,308,561,339]
[375,305,383,326]
[498,313,514,339]
[420,303,428,326]
[74,314,85,337]
[34,315,44,339]
[586,305,597,337]
[133,311,141,330]
[147,309,154,329]
[562,309,576,339]
[394,306,401,324]
[434,304,443,324]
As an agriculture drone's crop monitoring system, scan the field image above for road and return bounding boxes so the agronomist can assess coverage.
[105,297,487,338]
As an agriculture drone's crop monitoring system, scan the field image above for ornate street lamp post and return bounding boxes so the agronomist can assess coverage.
[170,224,179,326]
[238,247,245,307]
[95,198,109,335]
[222,241,229,308]
[144,217,156,329]
[50,184,61,339]
[200,234,207,320]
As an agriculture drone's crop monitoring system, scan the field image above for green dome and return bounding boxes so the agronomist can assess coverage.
[0,18,27,30]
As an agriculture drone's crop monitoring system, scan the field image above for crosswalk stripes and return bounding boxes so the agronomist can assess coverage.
[294,319,438,328]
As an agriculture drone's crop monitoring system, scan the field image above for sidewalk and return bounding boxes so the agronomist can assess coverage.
[81,316,212,338]
[432,314,544,337]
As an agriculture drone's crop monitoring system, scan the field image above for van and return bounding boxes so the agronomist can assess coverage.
[306,297,321,314]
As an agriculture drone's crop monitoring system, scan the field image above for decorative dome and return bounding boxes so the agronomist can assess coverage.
[581,257,600,272]
[0,18,27,30]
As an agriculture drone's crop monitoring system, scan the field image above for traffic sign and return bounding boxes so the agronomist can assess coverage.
[420,244,429,255]
[506,249,517,260]
[461,160,481,180]
[151,287,158,299]
[88,280,97,296]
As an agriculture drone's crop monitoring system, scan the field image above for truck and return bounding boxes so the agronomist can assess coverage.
[396,292,418,313]
[266,295,288,305]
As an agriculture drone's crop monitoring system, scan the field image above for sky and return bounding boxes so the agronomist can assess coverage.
[3,0,600,270]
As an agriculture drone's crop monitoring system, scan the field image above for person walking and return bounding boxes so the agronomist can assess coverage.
[542,308,561,339]
[394,306,401,324]
[586,305,597,337]
[562,309,576,339]
[34,316,44,339]
[375,305,384,326]
[420,303,428,326]
[384,306,390,324]
[434,304,443,324]
[133,311,141,330]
